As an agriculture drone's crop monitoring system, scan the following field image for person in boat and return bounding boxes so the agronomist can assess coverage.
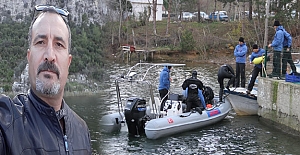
[182,71,204,112]
[246,44,266,94]
[217,64,235,102]
[0,5,91,154]
[158,66,172,111]
[234,37,247,88]
[182,88,206,110]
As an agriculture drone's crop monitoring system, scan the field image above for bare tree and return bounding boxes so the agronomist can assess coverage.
[197,0,201,23]
[264,0,271,48]
[166,0,172,35]
[249,0,253,20]
[153,0,157,35]
[118,0,122,44]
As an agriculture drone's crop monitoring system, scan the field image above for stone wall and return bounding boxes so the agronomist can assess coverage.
[257,77,300,132]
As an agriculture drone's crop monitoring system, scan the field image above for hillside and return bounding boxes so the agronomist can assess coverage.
[1,18,300,93]
[109,19,300,65]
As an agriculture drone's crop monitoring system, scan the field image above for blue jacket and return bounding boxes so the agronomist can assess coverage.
[250,48,266,68]
[282,27,292,48]
[234,43,247,63]
[158,67,170,90]
[271,26,284,51]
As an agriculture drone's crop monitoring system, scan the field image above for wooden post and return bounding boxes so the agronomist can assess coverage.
[151,51,154,61]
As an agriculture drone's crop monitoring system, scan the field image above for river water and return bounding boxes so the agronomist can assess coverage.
[65,62,300,155]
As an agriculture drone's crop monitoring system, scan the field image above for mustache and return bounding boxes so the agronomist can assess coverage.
[37,61,60,78]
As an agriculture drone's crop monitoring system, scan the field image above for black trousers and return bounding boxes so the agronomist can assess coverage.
[247,66,261,91]
[282,48,296,74]
[272,50,281,76]
[218,76,235,102]
[235,63,245,88]
[186,94,203,112]
[159,89,168,111]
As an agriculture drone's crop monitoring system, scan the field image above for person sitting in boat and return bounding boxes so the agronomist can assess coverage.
[203,86,214,104]
[182,88,206,111]
[182,71,204,112]
[246,44,266,94]
[217,64,235,102]
[158,66,172,111]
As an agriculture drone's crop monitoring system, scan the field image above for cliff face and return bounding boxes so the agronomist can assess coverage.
[0,0,111,25]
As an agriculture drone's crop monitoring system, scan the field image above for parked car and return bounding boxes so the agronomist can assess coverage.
[291,10,299,19]
[178,12,195,21]
[216,11,228,16]
[243,11,258,18]
[193,11,209,20]
[209,11,228,21]
[264,11,275,17]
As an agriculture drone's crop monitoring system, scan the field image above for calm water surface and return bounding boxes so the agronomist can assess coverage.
[65,63,300,155]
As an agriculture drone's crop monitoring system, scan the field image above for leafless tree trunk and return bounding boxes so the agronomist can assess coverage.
[197,0,201,23]
[118,0,122,44]
[249,0,253,20]
[242,1,245,35]
[234,0,239,21]
[264,0,271,48]
[166,0,171,35]
[214,0,216,12]
[297,0,300,20]
[153,0,157,35]
[146,6,151,49]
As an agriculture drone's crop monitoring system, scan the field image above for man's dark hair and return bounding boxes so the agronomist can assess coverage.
[192,71,197,78]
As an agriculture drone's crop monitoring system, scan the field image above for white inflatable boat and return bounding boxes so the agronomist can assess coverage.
[100,63,231,139]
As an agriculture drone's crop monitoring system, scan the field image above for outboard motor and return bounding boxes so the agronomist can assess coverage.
[124,97,147,136]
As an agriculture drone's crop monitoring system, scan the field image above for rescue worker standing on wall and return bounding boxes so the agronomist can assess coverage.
[182,71,204,112]
[268,20,284,78]
[217,64,235,102]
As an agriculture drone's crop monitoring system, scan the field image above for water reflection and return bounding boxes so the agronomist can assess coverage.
[65,62,300,155]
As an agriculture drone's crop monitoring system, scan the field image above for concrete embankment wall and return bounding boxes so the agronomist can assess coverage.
[257,77,300,133]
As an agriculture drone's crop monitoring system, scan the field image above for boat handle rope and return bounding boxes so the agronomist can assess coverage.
[179,112,192,117]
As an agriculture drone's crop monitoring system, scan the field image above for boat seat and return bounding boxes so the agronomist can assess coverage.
[169,94,179,101]
[148,97,161,113]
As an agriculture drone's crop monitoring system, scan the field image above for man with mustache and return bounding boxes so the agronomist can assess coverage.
[0,5,91,155]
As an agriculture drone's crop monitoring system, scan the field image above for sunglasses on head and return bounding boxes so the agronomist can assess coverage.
[33,5,69,22]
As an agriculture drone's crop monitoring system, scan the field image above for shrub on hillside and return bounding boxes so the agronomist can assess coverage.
[180,30,195,52]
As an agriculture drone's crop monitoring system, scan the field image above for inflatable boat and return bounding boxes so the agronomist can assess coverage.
[100,63,231,139]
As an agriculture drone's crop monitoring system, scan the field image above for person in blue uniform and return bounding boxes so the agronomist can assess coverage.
[281,25,298,76]
[246,44,266,94]
[158,66,172,111]
[234,37,248,88]
[268,20,284,78]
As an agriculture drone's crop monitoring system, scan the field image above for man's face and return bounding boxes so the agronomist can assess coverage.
[253,49,258,53]
[27,12,72,96]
